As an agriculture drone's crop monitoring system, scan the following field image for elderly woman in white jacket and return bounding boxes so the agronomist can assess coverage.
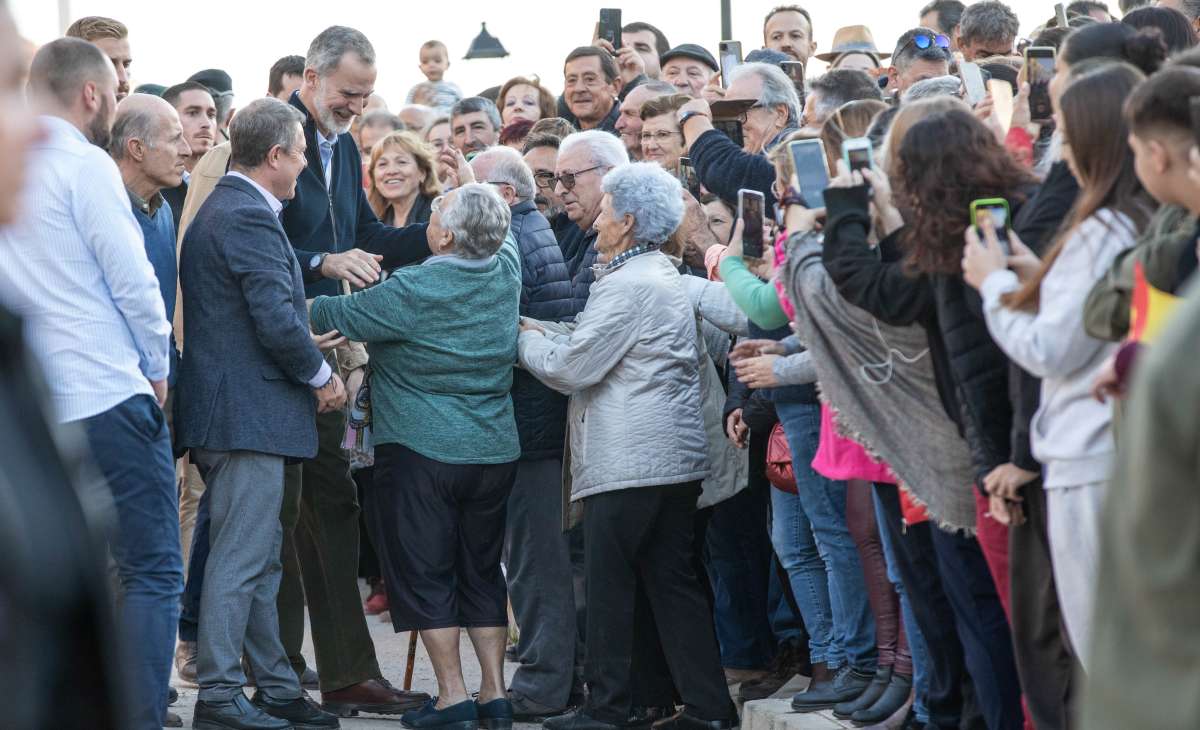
[519,162,736,730]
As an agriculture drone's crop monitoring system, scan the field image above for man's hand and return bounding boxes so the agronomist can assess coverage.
[439,148,474,188]
[311,329,347,353]
[982,462,1037,500]
[987,493,1026,527]
[151,378,167,407]
[730,338,785,361]
[725,408,748,449]
[735,354,782,389]
[313,372,347,414]
[320,249,384,288]
[594,38,646,86]
[345,366,366,405]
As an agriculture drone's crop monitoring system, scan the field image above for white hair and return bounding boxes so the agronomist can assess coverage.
[472,146,535,202]
[601,162,684,246]
[901,75,963,103]
[728,62,802,126]
[559,129,629,170]
[440,183,512,259]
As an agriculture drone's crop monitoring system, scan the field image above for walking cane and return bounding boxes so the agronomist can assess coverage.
[403,630,419,690]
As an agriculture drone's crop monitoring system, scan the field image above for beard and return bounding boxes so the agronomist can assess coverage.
[534,194,565,219]
[315,80,353,136]
[87,94,114,149]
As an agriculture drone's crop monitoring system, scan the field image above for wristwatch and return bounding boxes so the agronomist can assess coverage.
[678,110,710,129]
[309,252,328,274]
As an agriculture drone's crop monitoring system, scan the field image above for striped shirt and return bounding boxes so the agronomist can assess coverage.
[0,116,171,423]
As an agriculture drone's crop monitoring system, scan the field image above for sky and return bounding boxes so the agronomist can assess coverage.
[12,1,1083,107]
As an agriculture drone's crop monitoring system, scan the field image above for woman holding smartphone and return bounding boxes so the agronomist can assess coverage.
[961,63,1152,670]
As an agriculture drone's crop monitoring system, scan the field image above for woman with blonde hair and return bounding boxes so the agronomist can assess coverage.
[367,130,442,226]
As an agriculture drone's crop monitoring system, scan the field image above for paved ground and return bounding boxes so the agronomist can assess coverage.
[167,583,905,729]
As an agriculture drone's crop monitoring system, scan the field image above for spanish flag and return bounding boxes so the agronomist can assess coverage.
[1129,261,1182,344]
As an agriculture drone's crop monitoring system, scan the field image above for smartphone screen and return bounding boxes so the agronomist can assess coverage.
[739,190,765,259]
[846,145,872,173]
[719,41,742,89]
[1026,47,1056,123]
[972,202,1011,254]
[599,8,622,49]
[788,140,829,209]
[678,157,702,199]
[960,62,986,106]
[713,118,744,148]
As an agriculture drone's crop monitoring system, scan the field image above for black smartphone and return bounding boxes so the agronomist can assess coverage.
[713,118,744,148]
[599,8,622,50]
[1190,97,1200,150]
[781,60,805,94]
[788,139,829,209]
[1025,46,1056,123]
[718,40,742,89]
[678,157,702,199]
[738,189,765,259]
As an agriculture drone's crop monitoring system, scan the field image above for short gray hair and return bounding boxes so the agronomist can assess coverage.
[958,1,1019,48]
[451,96,502,132]
[230,98,305,169]
[729,62,802,126]
[306,26,376,78]
[473,147,535,202]
[901,75,964,103]
[440,183,513,259]
[558,129,629,169]
[601,162,684,246]
[109,96,173,160]
[361,109,405,131]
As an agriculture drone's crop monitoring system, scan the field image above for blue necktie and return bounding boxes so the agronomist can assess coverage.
[319,139,334,186]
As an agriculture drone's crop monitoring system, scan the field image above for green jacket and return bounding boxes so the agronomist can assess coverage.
[1082,204,1195,342]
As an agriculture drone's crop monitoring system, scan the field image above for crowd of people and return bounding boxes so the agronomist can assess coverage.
[2,1,1200,729]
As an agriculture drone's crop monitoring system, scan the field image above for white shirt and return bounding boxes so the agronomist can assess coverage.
[226,170,331,388]
[0,116,171,422]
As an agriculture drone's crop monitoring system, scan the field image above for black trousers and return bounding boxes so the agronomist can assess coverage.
[1009,481,1079,730]
[582,482,733,724]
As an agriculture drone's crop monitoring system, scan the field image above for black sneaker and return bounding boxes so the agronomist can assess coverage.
[252,691,340,729]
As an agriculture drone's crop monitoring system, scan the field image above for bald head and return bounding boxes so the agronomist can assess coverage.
[110,93,190,196]
[110,94,176,159]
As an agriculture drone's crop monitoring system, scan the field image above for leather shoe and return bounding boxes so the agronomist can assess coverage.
[651,710,738,730]
[252,691,340,729]
[850,672,912,726]
[477,697,514,730]
[543,709,647,730]
[175,640,198,688]
[790,665,874,712]
[193,693,291,730]
[163,709,183,727]
[833,665,891,718]
[400,697,477,730]
[321,678,430,717]
[508,690,568,722]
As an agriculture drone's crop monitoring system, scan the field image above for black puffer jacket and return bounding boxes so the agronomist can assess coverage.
[559,220,600,315]
[510,201,575,460]
[822,185,1013,488]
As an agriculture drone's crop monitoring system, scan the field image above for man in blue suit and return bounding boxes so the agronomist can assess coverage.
[177,97,342,730]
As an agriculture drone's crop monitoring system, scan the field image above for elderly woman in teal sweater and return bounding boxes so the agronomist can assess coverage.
[309,183,521,730]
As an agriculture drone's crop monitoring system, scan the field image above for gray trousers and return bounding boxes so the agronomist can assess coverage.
[193,448,302,703]
[505,457,582,709]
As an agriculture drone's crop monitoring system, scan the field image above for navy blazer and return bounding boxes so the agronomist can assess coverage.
[176,175,324,459]
[284,92,431,297]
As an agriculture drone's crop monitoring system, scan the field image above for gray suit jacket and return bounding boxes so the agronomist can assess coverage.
[176,174,323,459]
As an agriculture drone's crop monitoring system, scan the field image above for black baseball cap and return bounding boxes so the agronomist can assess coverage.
[188,68,233,96]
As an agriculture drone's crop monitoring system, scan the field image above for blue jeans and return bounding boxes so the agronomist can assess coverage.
[874,490,931,724]
[770,485,835,666]
[178,487,211,642]
[774,401,876,672]
[79,394,182,730]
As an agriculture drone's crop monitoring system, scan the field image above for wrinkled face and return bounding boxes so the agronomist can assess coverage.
[640,114,684,172]
[594,192,632,261]
[372,143,420,201]
[726,72,781,153]
[662,58,715,98]
[703,199,734,244]
[524,144,564,217]
[615,85,656,159]
[420,46,449,81]
[142,111,191,190]
[427,188,458,252]
[564,55,618,125]
[0,9,43,225]
[555,143,607,228]
[624,29,663,78]
[277,124,308,200]
[92,36,132,101]
[764,10,815,62]
[452,110,498,155]
[274,73,303,101]
[501,83,542,125]
[174,89,216,159]
[894,58,950,93]
[309,53,377,136]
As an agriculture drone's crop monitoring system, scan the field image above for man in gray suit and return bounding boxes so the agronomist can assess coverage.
[177,97,343,730]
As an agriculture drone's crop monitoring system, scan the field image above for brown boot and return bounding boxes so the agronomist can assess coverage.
[174,641,198,688]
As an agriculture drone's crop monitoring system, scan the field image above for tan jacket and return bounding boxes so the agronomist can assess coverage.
[174,143,367,375]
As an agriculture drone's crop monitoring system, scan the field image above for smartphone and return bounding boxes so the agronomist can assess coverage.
[788,139,829,209]
[719,40,743,89]
[842,137,874,174]
[960,62,987,106]
[1054,3,1069,27]
[1025,46,1056,123]
[677,157,702,200]
[1190,97,1200,150]
[713,118,744,148]
[738,189,765,259]
[988,78,1014,134]
[781,60,806,95]
[598,8,622,50]
[970,198,1012,254]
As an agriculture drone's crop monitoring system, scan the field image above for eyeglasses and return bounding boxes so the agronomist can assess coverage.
[533,171,555,190]
[734,102,769,123]
[552,165,608,191]
[896,32,951,57]
[640,130,682,144]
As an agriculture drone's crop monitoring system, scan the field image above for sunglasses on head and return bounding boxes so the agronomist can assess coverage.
[899,32,951,55]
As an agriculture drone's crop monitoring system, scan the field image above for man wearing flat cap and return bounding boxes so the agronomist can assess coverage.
[660,43,718,98]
